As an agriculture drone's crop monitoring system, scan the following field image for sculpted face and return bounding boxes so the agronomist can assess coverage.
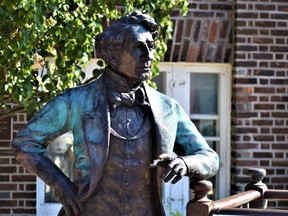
[110,25,155,83]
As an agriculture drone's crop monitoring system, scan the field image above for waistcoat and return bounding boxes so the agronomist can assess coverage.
[82,106,158,216]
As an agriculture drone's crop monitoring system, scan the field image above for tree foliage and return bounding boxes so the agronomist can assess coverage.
[0,0,188,119]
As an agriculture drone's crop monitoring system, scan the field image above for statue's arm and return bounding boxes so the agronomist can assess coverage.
[160,103,219,184]
[12,93,71,183]
[12,93,81,215]
[174,105,219,180]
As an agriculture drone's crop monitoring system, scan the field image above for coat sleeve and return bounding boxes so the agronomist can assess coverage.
[174,103,219,180]
[12,91,74,186]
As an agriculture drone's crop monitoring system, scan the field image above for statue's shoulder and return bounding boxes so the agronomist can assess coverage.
[65,75,104,98]
[145,83,180,109]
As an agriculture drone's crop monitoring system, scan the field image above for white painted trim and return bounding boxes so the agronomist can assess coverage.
[159,62,232,199]
[37,178,62,216]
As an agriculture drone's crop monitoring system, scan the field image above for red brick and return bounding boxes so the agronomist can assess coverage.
[202,20,211,40]
[188,45,197,62]
[12,208,36,214]
[278,5,288,12]
[275,152,284,158]
[255,4,276,10]
[272,112,288,118]
[193,11,214,18]
[185,19,193,37]
[254,69,275,76]
[272,128,288,134]
[271,13,288,19]
[0,158,9,164]
[236,127,258,133]
[254,104,274,110]
[211,3,232,10]
[271,30,288,36]
[276,136,285,141]
[235,143,258,149]
[253,38,273,44]
[254,87,275,94]
[199,4,208,10]
[176,20,184,43]
[235,112,258,118]
[253,53,273,59]
[12,192,36,199]
[0,184,17,191]
[255,21,276,28]
[193,20,201,42]
[0,201,17,207]
[235,160,258,167]
[0,208,10,214]
[236,28,258,35]
[12,175,36,182]
[209,20,219,43]
[252,119,273,126]
[234,78,257,84]
[26,184,36,191]
[26,200,36,207]
[253,152,273,158]
[235,96,257,102]
[236,12,258,19]
[254,135,274,141]
[272,160,288,167]
[0,166,17,173]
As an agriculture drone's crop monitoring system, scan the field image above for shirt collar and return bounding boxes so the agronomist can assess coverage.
[104,68,142,93]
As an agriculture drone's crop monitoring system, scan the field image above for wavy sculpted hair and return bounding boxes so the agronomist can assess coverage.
[95,10,159,66]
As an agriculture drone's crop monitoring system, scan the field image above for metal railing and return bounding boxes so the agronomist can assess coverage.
[187,168,288,216]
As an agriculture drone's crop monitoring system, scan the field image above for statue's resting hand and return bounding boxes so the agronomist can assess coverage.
[160,157,188,184]
[54,180,82,216]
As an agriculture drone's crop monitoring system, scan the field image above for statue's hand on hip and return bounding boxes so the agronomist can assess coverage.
[54,180,83,216]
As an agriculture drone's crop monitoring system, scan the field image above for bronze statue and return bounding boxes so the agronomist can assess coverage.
[12,11,219,216]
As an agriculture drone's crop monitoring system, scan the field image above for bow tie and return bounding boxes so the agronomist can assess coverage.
[109,87,150,110]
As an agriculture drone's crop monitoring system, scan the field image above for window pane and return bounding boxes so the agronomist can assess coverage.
[207,141,217,200]
[151,72,167,94]
[45,134,74,203]
[190,74,218,115]
[192,119,218,137]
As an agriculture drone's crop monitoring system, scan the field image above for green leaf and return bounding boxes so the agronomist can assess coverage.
[0,0,188,118]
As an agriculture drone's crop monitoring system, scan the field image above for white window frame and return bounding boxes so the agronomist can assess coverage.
[159,62,231,199]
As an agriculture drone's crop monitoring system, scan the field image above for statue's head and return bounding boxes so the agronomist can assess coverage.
[96,10,159,83]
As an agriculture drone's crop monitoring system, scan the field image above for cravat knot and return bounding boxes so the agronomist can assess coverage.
[109,87,149,110]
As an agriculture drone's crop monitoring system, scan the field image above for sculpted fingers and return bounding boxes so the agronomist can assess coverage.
[161,158,188,184]
[162,167,177,183]
[62,198,81,216]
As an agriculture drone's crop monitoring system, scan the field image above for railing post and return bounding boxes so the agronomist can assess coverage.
[186,180,213,216]
[245,168,268,209]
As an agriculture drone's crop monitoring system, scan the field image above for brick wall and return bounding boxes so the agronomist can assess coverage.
[3,0,288,214]
[232,0,288,208]
[0,1,235,215]
[167,0,233,63]
[0,111,36,215]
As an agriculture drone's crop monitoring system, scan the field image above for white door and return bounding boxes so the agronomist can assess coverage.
[154,63,231,216]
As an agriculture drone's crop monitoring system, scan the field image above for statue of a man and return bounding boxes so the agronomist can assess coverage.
[12,11,219,216]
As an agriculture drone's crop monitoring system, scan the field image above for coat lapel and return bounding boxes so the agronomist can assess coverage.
[144,82,175,156]
[81,76,111,201]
